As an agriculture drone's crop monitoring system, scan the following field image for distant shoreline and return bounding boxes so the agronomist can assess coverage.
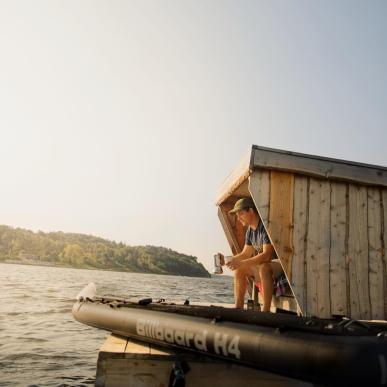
[1,259,133,272]
[0,225,210,278]
[0,260,214,278]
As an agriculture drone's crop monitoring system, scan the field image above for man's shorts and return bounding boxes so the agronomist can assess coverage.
[251,259,284,282]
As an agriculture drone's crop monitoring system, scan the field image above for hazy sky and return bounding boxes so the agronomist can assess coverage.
[1,1,386,271]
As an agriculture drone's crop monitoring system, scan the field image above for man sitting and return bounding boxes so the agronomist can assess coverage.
[220,197,284,312]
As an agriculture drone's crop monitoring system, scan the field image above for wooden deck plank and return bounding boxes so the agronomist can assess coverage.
[330,182,348,317]
[268,171,294,278]
[382,190,387,319]
[252,145,387,187]
[234,207,248,253]
[348,185,371,319]
[97,334,312,387]
[216,151,252,205]
[248,170,270,227]
[231,179,251,198]
[368,188,384,320]
[125,338,151,355]
[218,205,241,254]
[291,176,308,315]
[99,334,128,353]
[306,179,331,318]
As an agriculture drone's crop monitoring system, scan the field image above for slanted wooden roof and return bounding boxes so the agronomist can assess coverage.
[216,145,387,205]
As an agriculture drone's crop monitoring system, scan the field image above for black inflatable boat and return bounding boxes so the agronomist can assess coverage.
[72,285,387,386]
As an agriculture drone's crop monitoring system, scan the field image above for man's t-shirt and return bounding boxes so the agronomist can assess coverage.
[245,222,272,255]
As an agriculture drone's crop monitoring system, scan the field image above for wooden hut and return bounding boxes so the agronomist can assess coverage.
[216,145,387,320]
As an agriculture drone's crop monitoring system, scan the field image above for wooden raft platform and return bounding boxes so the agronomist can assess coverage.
[96,334,312,387]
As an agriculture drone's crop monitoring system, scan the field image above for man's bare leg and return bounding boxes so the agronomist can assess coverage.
[234,267,252,309]
[259,263,274,312]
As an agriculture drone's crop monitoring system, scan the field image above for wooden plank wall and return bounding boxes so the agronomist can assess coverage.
[218,206,241,255]
[329,183,347,317]
[268,172,294,278]
[306,179,331,318]
[291,177,308,315]
[248,171,270,226]
[218,203,245,254]
[248,170,387,320]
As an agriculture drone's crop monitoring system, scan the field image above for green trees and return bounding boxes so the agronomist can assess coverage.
[60,244,85,267]
[0,225,210,277]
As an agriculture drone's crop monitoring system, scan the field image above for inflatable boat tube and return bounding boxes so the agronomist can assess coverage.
[73,294,387,386]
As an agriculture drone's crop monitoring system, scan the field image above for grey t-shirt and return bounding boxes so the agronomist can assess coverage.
[245,222,271,254]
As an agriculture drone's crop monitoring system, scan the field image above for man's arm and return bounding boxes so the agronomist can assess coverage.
[232,244,256,261]
[224,244,255,269]
[227,243,274,270]
[244,243,274,266]
[218,244,255,265]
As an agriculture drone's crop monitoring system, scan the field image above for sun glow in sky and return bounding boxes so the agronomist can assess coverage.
[1,1,386,270]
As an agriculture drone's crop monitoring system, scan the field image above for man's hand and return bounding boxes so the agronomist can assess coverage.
[226,256,245,271]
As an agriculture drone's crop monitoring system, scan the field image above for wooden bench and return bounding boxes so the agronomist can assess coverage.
[249,278,299,314]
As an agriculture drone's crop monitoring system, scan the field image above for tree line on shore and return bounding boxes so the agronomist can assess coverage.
[0,225,210,277]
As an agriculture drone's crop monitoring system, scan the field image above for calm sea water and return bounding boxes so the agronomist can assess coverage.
[0,263,233,387]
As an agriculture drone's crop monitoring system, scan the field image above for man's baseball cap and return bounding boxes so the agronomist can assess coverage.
[229,197,256,214]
